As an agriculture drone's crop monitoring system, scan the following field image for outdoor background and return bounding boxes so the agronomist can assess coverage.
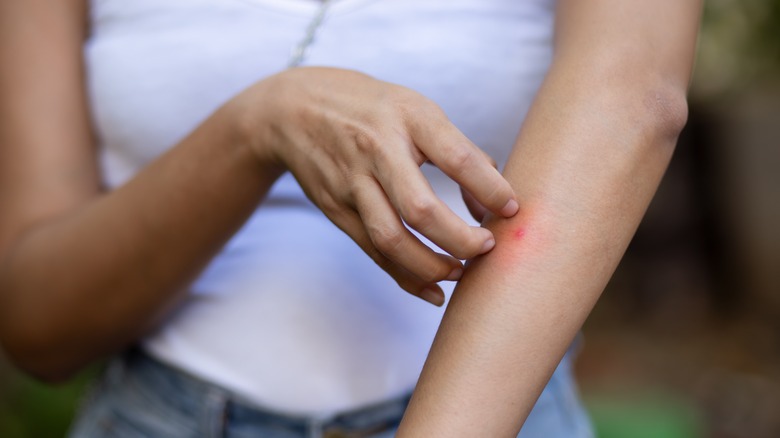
[1,0,779,436]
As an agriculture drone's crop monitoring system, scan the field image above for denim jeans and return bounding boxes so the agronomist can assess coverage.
[69,348,593,437]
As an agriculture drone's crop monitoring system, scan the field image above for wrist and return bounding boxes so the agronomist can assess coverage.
[225,80,287,180]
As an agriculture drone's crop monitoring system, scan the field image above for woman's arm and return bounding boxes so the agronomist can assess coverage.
[0,1,517,382]
[0,0,283,382]
[398,0,702,435]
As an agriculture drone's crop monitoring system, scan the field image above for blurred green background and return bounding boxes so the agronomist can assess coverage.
[580,0,780,437]
[2,0,779,436]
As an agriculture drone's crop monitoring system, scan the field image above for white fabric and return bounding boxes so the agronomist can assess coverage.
[85,0,555,416]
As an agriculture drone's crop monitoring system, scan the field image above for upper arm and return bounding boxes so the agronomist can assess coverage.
[553,0,702,90]
[0,0,100,253]
[548,0,702,135]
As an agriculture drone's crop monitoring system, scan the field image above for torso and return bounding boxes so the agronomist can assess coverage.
[85,0,555,416]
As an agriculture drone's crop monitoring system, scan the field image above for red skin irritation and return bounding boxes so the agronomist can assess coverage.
[482,225,531,269]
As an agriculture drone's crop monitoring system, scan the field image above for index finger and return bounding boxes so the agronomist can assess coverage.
[407,110,519,218]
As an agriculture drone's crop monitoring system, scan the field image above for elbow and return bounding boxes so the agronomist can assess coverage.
[551,32,695,145]
[16,363,82,386]
[0,259,89,383]
[1,333,86,384]
[559,51,691,144]
[0,311,87,384]
[30,365,84,385]
[642,84,689,144]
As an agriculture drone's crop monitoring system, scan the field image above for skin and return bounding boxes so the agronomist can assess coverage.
[397,0,703,436]
[0,0,702,434]
[0,1,518,381]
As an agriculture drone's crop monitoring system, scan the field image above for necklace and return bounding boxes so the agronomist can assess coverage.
[288,0,334,68]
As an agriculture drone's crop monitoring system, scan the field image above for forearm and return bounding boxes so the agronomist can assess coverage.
[0,102,281,381]
[398,1,701,435]
[399,76,684,438]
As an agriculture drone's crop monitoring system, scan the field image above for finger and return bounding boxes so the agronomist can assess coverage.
[407,110,518,218]
[476,147,499,171]
[352,175,464,283]
[372,152,495,260]
[461,149,498,222]
[461,186,488,223]
[326,205,447,306]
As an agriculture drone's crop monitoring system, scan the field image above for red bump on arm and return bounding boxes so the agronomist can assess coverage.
[477,225,533,270]
[478,207,547,269]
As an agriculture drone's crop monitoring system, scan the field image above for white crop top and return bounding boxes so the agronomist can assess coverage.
[85,0,555,416]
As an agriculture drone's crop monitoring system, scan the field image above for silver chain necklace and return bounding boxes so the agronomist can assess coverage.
[288,0,334,68]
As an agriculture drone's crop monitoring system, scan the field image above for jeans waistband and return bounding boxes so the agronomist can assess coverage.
[118,347,411,437]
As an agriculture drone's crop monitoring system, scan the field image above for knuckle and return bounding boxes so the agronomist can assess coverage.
[402,196,438,229]
[415,95,444,115]
[466,171,511,210]
[478,185,504,209]
[451,232,484,259]
[318,191,342,217]
[394,86,424,107]
[370,249,395,271]
[350,126,381,155]
[344,173,364,201]
[484,152,498,169]
[369,223,405,255]
[489,183,513,207]
[448,146,475,171]
[398,278,423,296]
[363,243,401,280]
[398,90,441,119]
[419,261,450,283]
[350,126,397,167]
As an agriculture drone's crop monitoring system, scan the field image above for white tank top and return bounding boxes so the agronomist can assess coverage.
[85,0,555,416]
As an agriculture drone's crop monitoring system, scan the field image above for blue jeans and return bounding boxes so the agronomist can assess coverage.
[69,348,593,437]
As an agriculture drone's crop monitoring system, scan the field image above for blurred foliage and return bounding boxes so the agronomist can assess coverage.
[586,391,704,438]
[0,366,94,438]
[696,0,780,98]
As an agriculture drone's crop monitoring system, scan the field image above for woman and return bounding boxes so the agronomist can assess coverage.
[0,0,701,436]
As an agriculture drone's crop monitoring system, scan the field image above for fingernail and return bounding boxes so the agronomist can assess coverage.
[501,199,519,217]
[420,287,445,307]
[446,267,463,281]
[481,238,496,254]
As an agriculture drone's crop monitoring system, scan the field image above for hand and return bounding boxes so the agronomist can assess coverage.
[234,67,518,305]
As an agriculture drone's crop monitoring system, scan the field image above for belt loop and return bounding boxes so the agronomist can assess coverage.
[308,417,325,438]
[204,387,229,438]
